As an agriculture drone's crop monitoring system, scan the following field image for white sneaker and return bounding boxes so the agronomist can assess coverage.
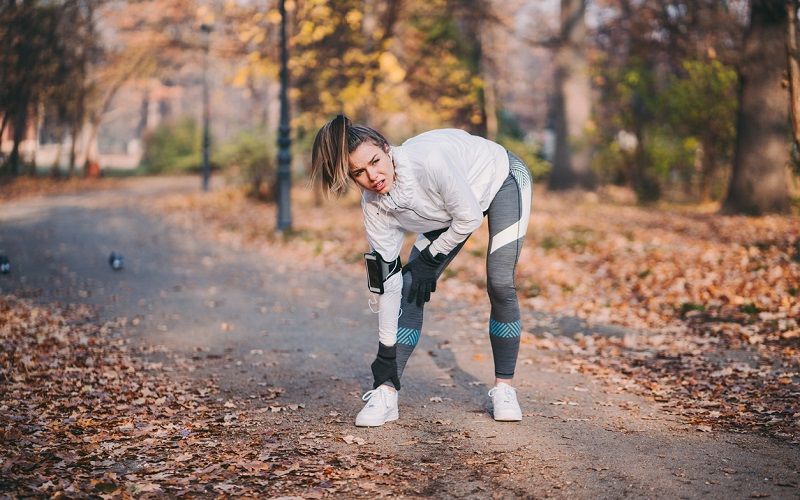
[355,385,399,427]
[488,382,522,421]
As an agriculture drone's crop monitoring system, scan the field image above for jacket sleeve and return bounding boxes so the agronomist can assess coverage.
[362,201,405,262]
[425,153,483,256]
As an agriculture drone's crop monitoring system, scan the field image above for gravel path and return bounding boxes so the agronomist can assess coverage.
[1,176,797,498]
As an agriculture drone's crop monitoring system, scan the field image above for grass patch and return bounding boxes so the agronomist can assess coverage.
[540,236,558,250]
[740,303,760,315]
[680,302,706,316]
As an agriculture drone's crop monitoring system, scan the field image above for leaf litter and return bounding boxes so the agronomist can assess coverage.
[0,295,415,496]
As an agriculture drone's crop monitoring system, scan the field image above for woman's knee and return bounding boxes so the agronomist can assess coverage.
[487,278,516,302]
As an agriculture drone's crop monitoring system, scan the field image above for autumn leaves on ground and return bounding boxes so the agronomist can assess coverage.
[0,297,419,497]
[1,178,799,497]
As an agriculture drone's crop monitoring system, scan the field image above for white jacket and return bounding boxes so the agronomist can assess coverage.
[360,129,510,345]
[362,129,509,260]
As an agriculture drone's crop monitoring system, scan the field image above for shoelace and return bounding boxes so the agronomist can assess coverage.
[488,385,515,403]
[361,389,387,408]
[361,388,396,409]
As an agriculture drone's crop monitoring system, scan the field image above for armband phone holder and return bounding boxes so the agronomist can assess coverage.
[364,251,401,294]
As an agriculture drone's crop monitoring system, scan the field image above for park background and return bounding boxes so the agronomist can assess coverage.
[2,0,799,213]
[1,0,800,497]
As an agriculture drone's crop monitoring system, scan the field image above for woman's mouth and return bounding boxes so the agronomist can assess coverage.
[374,180,385,191]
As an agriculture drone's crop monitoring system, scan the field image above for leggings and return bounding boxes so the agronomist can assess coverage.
[395,151,532,380]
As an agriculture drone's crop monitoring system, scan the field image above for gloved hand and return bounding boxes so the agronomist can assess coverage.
[371,342,401,390]
[402,246,446,307]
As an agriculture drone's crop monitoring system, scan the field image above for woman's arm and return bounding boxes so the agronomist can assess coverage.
[426,155,483,256]
[362,200,405,344]
[377,272,403,346]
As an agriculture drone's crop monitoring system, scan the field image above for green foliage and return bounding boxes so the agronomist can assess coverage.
[496,135,551,182]
[496,110,550,181]
[214,128,276,200]
[593,58,738,202]
[663,60,738,200]
[680,302,706,315]
[590,137,626,185]
[740,303,760,315]
[663,60,737,142]
[140,118,201,174]
[648,127,698,194]
[540,236,558,250]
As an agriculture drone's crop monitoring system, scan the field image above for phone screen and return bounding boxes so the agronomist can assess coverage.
[366,257,382,289]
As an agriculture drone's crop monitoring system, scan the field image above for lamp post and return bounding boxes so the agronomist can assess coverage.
[201,23,212,192]
[276,0,292,231]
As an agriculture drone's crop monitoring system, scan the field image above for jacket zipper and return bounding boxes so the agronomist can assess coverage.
[386,193,450,224]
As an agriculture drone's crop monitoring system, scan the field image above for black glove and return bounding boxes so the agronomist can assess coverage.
[402,246,446,307]
[371,342,401,390]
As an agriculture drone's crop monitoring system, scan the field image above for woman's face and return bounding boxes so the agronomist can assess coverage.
[348,141,394,194]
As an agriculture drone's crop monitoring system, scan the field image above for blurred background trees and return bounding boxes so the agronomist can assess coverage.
[1,0,798,214]
[724,0,793,214]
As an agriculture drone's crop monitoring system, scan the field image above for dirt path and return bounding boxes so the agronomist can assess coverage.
[1,176,798,498]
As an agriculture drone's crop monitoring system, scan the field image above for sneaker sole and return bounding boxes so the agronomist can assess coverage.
[492,408,522,421]
[355,410,399,427]
[493,414,522,422]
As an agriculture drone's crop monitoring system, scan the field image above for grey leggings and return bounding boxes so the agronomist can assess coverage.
[395,151,532,379]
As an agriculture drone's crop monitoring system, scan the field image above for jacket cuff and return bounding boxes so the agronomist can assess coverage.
[377,342,397,359]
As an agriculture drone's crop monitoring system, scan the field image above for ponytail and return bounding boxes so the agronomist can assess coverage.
[311,114,390,197]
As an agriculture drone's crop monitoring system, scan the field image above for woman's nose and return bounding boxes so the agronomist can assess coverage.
[366,165,379,180]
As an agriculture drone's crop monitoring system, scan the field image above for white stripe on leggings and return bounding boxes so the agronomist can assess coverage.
[489,181,531,254]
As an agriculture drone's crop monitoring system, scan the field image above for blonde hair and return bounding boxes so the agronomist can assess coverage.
[311,114,390,197]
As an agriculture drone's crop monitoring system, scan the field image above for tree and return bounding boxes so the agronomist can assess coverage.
[59,0,98,177]
[289,0,404,129]
[723,0,792,214]
[549,0,595,190]
[787,0,800,158]
[0,1,64,175]
[591,0,748,202]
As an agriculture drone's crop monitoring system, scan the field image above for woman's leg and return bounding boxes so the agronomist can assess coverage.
[485,152,532,382]
[395,228,468,379]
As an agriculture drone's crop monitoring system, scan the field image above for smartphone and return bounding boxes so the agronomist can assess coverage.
[364,252,384,294]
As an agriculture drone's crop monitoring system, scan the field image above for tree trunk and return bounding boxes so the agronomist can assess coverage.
[68,123,79,178]
[26,105,40,176]
[84,115,102,174]
[787,0,800,152]
[723,0,791,214]
[630,114,659,202]
[481,53,498,141]
[0,113,9,144]
[136,91,150,138]
[51,134,64,178]
[699,143,717,203]
[8,105,28,176]
[549,0,595,190]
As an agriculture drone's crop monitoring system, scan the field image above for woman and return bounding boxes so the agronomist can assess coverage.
[311,115,532,426]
